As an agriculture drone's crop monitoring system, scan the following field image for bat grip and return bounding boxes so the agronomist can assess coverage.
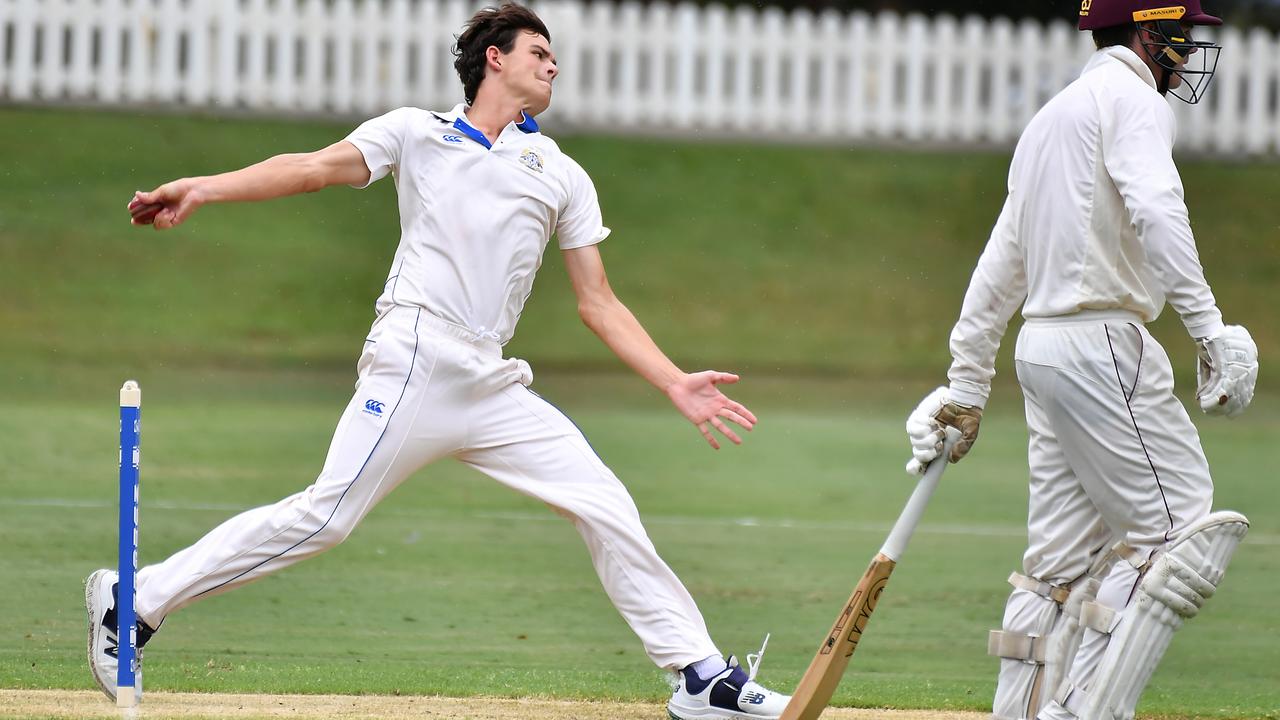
[879,427,959,561]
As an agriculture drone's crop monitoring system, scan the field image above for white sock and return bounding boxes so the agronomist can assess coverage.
[690,654,727,681]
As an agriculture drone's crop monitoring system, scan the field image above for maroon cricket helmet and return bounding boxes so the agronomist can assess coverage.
[1078,1,1223,31]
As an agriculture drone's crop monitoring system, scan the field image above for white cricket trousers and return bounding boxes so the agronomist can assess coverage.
[136,305,721,671]
[993,311,1213,719]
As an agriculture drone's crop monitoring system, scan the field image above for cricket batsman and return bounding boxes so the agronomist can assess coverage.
[902,1,1259,719]
[87,4,790,717]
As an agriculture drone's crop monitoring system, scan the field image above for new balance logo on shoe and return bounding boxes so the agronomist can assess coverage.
[743,691,767,705]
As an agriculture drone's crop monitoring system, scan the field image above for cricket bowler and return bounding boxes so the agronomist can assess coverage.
[87,4,789,717]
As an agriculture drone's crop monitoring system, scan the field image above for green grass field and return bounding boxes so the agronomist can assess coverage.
[0,108,1277,718]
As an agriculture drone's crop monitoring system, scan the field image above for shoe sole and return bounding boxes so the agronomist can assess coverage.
[84,569,117,702]
[667,703,780,720]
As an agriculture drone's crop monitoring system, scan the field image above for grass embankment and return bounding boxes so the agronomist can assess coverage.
[1,107,1276,398]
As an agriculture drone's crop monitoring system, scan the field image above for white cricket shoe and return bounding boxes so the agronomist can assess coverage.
[85,569,123,700]
[85,568,153,702]
[668,637,791,719]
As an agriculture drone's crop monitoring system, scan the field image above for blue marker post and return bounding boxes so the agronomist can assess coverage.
[117,381,142,707]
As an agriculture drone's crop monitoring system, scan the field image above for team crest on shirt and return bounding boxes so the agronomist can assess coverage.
[519,147,544,173]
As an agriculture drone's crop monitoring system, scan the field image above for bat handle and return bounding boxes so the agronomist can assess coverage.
[879,427,959,561]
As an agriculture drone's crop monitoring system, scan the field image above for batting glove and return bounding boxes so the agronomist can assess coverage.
[1196,325,1258,419]
[905,386,983,475]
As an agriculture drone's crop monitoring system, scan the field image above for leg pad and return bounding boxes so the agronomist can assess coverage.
[1051,512,1248,720]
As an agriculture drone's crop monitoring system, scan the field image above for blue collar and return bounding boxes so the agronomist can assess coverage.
[447,110,540,150]
[515,111,540,134]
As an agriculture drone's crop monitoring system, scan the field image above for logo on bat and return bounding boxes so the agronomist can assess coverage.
[819,576,889,657]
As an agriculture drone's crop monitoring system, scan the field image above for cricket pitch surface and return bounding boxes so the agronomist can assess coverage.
[2,689,985,719]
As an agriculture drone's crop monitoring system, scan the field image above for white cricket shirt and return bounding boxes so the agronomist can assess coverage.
[345,104,610,345]
[947,46,1224,407]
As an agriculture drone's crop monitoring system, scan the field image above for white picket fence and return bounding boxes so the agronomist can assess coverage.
[2,0,1279,154]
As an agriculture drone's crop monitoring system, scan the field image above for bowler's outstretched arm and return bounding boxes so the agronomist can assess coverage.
[128,140,371,230]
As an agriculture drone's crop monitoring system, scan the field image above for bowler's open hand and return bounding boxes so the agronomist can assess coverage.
[128,179,202,230]
[666,371,757,450]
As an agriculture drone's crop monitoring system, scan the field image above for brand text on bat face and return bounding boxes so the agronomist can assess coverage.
[841,578,888,657]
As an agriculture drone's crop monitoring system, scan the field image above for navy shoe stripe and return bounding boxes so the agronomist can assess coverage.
[103,580,154,650]
[680,666,713,696]
[710,666,752,711]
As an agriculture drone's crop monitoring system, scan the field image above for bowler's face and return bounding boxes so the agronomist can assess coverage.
[503,31,557,115]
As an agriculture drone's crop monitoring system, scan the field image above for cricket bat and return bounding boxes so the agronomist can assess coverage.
[780,429,959,720]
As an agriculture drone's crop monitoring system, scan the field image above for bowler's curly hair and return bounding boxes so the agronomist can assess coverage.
[452,4,551,105]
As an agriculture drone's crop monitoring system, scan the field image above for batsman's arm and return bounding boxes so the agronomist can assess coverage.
[946,196,1027,408]
[1101,92,1223,341]
[562,245,757,449]
[129,140,371,230]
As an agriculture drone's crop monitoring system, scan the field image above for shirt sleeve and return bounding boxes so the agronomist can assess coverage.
[1102,93,1224,339]
[947,195,1028,408]
[344,107,414,189]
[556,157,611,250]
